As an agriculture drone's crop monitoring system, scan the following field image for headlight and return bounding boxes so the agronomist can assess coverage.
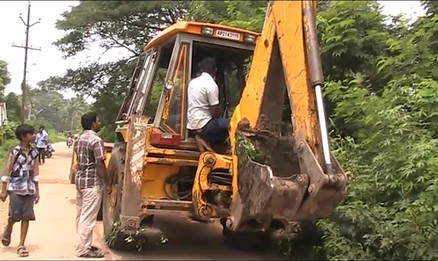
[243,34,256,44]
[201,27,214,36]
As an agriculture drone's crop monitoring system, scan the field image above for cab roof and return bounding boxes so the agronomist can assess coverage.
[144,21,260,50]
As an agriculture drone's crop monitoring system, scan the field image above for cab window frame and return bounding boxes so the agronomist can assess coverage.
[161,43,190,137]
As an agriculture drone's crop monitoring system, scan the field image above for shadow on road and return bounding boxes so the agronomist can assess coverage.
[29,142,287,260]
[104,214,285,260]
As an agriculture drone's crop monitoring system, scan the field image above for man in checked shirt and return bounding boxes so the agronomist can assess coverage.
[73,112,111,258]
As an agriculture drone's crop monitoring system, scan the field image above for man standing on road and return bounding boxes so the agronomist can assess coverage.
[35,126,48,165]
[73,112,110,258]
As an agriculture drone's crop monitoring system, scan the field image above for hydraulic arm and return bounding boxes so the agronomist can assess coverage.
[226,0,347,235]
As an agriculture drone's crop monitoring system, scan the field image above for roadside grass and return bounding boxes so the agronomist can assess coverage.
[0,139,18,166]
[0,132,66,166]
[49,132,66,143]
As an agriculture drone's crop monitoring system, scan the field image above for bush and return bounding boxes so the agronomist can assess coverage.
[0,121,20,142]
[99,125,116,143]
[315,77,438,260]
[0,120,64,164]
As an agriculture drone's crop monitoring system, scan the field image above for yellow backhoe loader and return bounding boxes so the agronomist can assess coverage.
[71,0,348,250]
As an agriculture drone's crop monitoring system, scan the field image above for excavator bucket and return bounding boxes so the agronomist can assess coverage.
[229,118,347,234]
[234,157,309,221]
[226,1,348,236]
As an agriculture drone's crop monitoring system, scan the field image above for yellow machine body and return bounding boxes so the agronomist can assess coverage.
[69,0,348,248]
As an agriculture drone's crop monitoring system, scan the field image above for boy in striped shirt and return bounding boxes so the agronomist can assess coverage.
[0,124,40,257]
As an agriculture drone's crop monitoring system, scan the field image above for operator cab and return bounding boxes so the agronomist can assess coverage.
[116,22,257,151]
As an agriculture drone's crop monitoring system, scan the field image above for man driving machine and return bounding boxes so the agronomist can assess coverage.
[187,57,228,151]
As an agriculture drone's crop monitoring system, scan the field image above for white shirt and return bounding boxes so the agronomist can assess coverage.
[35,131,48,149]
[187,72,219,130]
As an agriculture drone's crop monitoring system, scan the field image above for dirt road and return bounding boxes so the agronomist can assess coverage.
[0,142,285,260]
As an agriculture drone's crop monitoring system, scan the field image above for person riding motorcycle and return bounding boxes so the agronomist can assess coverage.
[66,132,74,147]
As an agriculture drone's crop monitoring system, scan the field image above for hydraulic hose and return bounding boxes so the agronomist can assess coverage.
[164,172,232,200]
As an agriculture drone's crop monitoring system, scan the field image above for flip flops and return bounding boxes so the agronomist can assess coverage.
[79,250,104,258]
[17,246,29,257]
[1,230,11,247]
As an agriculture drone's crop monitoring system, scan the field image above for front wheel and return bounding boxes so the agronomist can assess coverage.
[46,152,52,158]
[102,145,136,250]
[97,201,103,221]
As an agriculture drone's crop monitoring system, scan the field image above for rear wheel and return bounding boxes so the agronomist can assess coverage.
[102,145,139,251]
[97,202,103,221]
[69,170,75,184]
[103,146,125,249]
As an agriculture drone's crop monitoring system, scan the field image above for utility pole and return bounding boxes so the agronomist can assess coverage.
[12,1,41,123]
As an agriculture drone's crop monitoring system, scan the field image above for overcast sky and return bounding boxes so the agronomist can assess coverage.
[0,1,426,98]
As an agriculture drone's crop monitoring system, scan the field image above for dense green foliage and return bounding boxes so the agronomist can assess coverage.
[186,1,266,31]
[4,89,89,133]
[315,2,438,259]
[40,0,438,259]
[0,61,11,101]
[0,120,64,165]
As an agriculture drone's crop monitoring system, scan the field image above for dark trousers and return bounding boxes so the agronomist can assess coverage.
[37,148,45,164]
[200,118,229,146]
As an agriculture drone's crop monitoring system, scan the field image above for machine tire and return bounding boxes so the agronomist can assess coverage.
[97,202,103,221]
[222,225,271,251]
[46,152,52,158]
[102,144,137,251]
[69,171,75,184]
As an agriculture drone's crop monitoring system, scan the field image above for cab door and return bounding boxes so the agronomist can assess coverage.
[158,41,191,139]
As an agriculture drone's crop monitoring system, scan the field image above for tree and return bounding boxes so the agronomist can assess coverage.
[317,1,391,90]
[315,1,401,139]
[186,0,267,32]
[27,89,65,129]
[62,96,90,132]
[315,1,438,259]
[5,93,21,122]
[54,1,188,58]
[14,87,90,132]
[39,1,189,141]
[421,0,438,16]
[0,60,11,101]
[318,76,438,261]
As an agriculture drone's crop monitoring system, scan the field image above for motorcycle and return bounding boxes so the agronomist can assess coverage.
[67,137,73,148]
[45,144,55,158]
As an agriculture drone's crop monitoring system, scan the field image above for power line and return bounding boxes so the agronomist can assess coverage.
[12,1,41,123]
